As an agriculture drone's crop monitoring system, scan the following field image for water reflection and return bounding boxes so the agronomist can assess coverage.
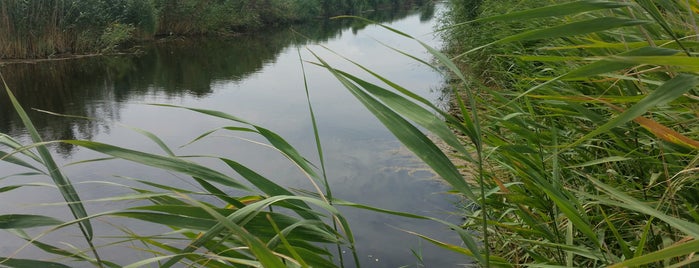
[0,4,432,153]
[0,3,465,267]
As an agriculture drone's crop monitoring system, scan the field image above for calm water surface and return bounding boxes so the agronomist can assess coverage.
[0,4,467,267]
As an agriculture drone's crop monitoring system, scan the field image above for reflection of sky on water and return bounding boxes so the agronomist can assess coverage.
[0,4,469,267]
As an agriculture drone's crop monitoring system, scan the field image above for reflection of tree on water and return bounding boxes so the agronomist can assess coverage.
[0,3,434,156]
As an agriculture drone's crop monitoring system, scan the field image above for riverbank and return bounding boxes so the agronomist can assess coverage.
[435,0,699,266]
[0,0,425,59]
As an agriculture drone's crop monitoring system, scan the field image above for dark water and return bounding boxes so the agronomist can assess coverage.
[0,3,468,267]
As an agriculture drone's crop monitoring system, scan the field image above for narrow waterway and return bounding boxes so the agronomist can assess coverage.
[0,3,467,267]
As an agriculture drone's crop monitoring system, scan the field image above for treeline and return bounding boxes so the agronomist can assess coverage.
[0,0,417,59]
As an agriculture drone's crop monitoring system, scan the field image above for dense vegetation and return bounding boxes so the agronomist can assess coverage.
[0,0,419,59]
[1,0,698,267]
[433,0,699,266]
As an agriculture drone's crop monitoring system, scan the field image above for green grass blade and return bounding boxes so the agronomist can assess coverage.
[62,140,252,191]
[608,239,699,268]
[562,47,681,79]
[402,229,513,267]
[607,55,699,71]
[0,133,42,163]
[332,69,473,161]
[568,74,699,148]
[0,151,43,173]
[221,158,322,221]
[1,73,100,264]
[498,17,648,44]
[0,214,63,229]
[464,0,629,23]
[586,177,699,238]
[267,214,310,268]
[151,104,323,184]
[0,258,72,268]
[310,51,477,201]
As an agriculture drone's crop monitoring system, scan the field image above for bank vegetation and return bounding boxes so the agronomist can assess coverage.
[0,0,419,59]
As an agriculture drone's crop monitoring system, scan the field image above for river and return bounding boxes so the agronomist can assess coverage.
[0,3,468,267]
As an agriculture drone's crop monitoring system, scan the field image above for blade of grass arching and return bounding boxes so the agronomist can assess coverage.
[35,108,178,156]
[520,239,608,261]
[9,229,121,268]
[454,17,649,58]
[0,151,43,173]
[1,73,101,265]
[62,140,252,191]
[401,229,513,267]
[220,158,322,221]
[453,0,629,24]
[608,239,699,268]
[332,69,474,161]
[310,45,475,162]
[267,215,309,268]
[632,115,699,150]
[192,177,247,208]
[0,133,42,163]
[561,47,681,79]
[151,104,323,185]
[585,177,699,238]
[607,55,699,72]
[309,51,477,202]
[329,17,485,154]
[0,214,63,229]
[0,258,72,268]
[567,74,699,149]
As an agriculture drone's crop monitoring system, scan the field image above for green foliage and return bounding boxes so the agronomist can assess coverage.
[0,0,419,58]
[410,0,699,266]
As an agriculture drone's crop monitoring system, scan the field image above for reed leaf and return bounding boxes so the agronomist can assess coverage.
[0,258,72,268]
[608,239,699,268]
[568,74,699,148]
[463,0,629,23]
[61,140,251,191]
[0,214,63,229]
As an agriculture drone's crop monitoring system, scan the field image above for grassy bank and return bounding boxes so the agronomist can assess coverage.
[0,0,421,59]
[430,0,699,266]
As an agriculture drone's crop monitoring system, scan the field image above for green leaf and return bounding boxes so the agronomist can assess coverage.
[62,140,251,191]
[568,74,699,148]
[586,177,699,239]
[0,214,63,229]
[499,17,648,43]
[467,0,629,23]
[0,258,71,268]
[608,239,699,268]
[1,75,95,245]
